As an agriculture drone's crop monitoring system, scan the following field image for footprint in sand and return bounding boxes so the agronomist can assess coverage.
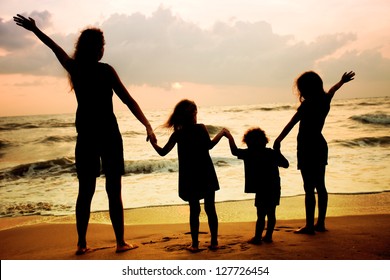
[273,226,296,233]
[141,236,179,245]
[184,231,208,235]
[75,245,116,255]
[165,244,204,252]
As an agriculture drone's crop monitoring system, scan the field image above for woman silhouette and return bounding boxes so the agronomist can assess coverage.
[14,14,156,254]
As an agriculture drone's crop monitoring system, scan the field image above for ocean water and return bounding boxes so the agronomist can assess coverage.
[0,96,389,217]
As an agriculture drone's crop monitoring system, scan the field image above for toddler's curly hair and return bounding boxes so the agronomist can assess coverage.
[242,127,269,147]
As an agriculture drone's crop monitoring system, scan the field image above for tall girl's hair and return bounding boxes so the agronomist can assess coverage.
[294,71,325,102]
[73,28,105,63]
[164,99,197,131]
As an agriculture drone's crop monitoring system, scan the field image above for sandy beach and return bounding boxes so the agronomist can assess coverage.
[1,192,390,260]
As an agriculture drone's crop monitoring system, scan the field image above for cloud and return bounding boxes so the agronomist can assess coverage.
[0,11,52,50]
[1,7,389,92]
[318,49,390,82]
[0,11,73,76]
[99,8,359,88]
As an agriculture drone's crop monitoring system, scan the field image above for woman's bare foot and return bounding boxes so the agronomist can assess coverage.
[248,237,262,245]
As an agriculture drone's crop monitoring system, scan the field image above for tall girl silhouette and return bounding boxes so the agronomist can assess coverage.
[274,71,355,234]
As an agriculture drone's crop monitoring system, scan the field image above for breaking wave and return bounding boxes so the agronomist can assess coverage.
[0,202,72,217]
[0,156,235,182]
[0,157,76,181]
[350,113,390,126]
[224,105,294,113]
[0,120,74,131]
[334,136,390,148]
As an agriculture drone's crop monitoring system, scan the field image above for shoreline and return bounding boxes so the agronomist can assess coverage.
[0,192,389,260]
[1,192,389,230]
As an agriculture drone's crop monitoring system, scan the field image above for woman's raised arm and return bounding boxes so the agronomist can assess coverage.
[14,14,71,70]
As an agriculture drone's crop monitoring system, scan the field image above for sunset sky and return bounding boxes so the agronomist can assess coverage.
[1,0,389,116]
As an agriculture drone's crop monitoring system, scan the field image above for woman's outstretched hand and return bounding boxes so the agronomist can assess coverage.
[13,14,37,31]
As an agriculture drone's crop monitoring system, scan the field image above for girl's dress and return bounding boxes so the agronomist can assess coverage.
[170,123,219,201]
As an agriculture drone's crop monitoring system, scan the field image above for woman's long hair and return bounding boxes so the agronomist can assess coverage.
[164,99,197,132]
[69,28,105,90]
[73,28,105,63]
[295,71,325,102]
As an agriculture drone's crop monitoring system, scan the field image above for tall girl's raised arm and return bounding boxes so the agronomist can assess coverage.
[327,71,355,100]
[14,14,71,70]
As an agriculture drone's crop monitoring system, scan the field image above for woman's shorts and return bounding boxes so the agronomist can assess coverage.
[75,131,125,178]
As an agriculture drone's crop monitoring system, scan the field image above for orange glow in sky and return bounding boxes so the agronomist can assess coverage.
[1,0,389,116]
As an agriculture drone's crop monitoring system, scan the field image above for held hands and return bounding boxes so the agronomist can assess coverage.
[13,14,37,32]
[146,126,156,144]
[273,139,281,151]
[341,71,355,83]
[147,132,157,144]
[221,128,232,139]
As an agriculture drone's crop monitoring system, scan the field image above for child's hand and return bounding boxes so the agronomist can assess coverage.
[222,128,231,138]
[145,126,156,143]
[341,71,355,83]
